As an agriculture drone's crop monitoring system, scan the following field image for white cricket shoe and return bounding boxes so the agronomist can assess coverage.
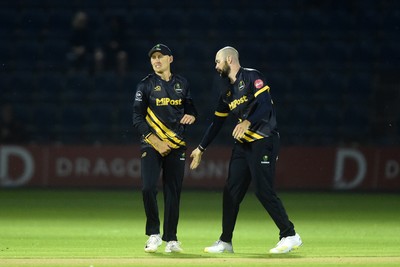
[204,240,234,253]
[165,241,183,253]
[269,233,302,254]
[144,234,162,253]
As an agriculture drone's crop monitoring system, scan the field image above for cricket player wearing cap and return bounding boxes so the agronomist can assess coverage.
[133,43,197,253]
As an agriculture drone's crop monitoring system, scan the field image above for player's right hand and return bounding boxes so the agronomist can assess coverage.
[147,134,171,156]
[190,148,203,170]
[155,141,171,157]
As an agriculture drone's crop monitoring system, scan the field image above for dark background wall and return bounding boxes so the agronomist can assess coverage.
[1,0,399,147]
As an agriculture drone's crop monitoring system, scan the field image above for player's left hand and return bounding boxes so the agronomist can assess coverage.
[232,120,251,140]
[180,114,196,125]
[190,148,203,170]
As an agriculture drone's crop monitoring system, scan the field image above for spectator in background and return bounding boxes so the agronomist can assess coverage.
[66,11,93,72]
[95,15,129,75]
[0,104,28,144]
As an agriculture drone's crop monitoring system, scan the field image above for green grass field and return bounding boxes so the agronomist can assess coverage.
[1,189,399,267]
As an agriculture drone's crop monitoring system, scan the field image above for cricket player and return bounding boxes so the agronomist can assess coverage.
[133,44,197,253]
[190,46,302,254]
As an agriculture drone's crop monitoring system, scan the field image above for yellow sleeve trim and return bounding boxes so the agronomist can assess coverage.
[254,85,270,98]
[215,111,229,117]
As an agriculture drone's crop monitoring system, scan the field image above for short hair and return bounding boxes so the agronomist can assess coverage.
[218,46,239,61]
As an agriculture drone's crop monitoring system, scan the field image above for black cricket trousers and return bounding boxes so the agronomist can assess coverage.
[220,133,296,242]
[141,146,186,242]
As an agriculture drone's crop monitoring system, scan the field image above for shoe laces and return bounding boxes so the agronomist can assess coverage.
[275,237,287,247]
[169,241,180,246]
[147,235,160,245]
[167,241,181,250]
[213,240,227,247]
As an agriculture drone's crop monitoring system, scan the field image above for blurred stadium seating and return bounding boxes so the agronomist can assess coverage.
[0,0,398,146]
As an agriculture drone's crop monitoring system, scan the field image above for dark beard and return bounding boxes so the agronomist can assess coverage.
[219,62,230,77]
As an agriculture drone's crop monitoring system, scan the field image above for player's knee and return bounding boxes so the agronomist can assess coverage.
[255,188,275,202]
[142,185,157,195]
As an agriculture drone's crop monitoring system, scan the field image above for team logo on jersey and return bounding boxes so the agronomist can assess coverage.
[254,79,264,89]
[141,152,147,158]
[226,91,231,97]
[228,95,248,110]
[135,91,143,101]
[174,83,183,94]
[180,152,186,161]
[154,85,161,91]
[156,97,182,106]
[261,155,270,164]
[238,80,245,91]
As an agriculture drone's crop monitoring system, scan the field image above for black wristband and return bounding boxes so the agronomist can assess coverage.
[198,145,206,152]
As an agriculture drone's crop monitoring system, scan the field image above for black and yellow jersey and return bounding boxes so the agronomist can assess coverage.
[132,73,197,149]
[200,67,277,147]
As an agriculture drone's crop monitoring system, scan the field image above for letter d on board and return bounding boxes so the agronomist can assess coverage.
[385,160,399,179]
[333,148,366,190]
[0,146,34,187]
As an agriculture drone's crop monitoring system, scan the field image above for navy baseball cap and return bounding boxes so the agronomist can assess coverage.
[148,44,172,57]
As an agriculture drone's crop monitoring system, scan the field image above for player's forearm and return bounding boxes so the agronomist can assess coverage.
[132,112,152,136]
[199,115,225,149]
[184,98,198,118]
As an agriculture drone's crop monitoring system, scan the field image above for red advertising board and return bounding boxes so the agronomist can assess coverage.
[1,145,399,191]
